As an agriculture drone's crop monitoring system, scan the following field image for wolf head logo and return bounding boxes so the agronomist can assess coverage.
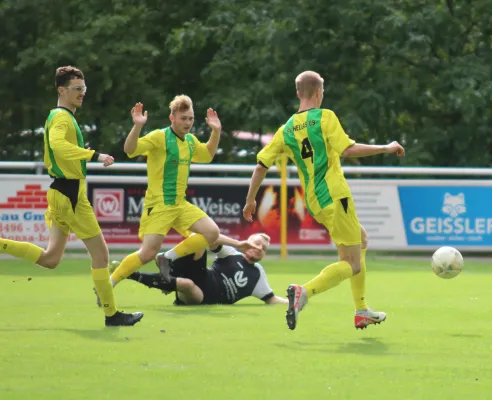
[442,193,466,218]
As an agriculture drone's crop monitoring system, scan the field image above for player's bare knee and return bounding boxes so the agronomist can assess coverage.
[39,260,59,269]
[178,279,195,291]
[88,250,109,268]
[204,225,220,244]
[93,254,109,269]
[99,251,110,267]
[339,255,361,275]
[361,226,368,249]
[85,239,109,267]
[138,248,158,264]
[351,262,362,275]
[37,254,61,269]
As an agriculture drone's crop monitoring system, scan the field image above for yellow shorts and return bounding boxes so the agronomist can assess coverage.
[44,184,101,240]
[138,201,207,240]
[314,197,361,246]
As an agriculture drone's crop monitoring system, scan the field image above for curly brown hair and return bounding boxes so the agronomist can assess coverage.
[55,66,84,88]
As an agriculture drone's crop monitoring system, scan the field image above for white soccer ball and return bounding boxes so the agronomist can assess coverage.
[431,246,464,279]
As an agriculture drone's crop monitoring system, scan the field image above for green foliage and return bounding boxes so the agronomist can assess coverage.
[0,0,491,165]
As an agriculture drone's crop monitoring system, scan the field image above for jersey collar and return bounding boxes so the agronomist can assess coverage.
[296,108,316,114]
[170,126,186,142]
[56,106,75,116]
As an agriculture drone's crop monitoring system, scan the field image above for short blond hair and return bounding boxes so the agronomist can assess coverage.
[249,233,271,250]
[295,71,324,99]
[169,95,193,114]
[258,233,270,243]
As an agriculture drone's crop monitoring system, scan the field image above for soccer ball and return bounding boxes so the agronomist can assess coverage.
[431,246,464,279]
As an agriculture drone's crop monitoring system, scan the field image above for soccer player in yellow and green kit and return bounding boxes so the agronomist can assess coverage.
[109,96,222,291]
[0,66,143,327]
[243,71,405,331]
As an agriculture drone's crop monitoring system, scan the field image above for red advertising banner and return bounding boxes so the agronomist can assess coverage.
[87,182,331,247]
[0,176,80,247]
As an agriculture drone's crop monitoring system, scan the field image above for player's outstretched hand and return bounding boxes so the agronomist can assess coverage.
[98,153,115,167]
[131,103,148,126]
[236,240,262,253]
[205,108,221,132]
[243,200,257,222]
[385,141,405,157]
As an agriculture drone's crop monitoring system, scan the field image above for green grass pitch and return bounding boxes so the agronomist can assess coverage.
[0,256,490,400]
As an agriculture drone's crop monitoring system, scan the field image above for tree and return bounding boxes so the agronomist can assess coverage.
[1,0,491,166]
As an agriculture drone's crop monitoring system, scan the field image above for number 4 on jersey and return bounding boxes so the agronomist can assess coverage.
[301,138,313,163]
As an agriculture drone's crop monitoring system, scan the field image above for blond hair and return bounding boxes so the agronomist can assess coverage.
[295,71,324,99]
[249,233,271,250]
[258,233,271,243]
[169,95,193,114]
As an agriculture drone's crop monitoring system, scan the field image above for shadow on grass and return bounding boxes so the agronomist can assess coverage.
[225,303,267,308]
[0,327,132,342]
[147,304,262,318]
[274,337,389,355]
[0,261,160,278]
[334,337,389,355]
[0,269,85,278]
[448,333,483,338]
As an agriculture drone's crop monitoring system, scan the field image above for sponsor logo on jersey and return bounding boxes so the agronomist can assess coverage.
[234,271,248,287]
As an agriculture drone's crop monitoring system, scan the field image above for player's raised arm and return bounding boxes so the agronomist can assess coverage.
[124,102,148,155]
[204,108,222,157]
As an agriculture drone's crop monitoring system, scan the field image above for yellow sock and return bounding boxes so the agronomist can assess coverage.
[0,239,43,263]
[351,249,368,310]
[304,261,353,298]
[111,252,143,284]
[92,267,117,317]
[171,234,209,258]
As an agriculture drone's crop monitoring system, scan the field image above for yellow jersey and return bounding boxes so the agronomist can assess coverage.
[128,127,213,207]
[257,108,354,216]
[44,107,95,180]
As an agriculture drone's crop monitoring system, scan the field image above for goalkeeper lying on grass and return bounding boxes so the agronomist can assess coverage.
[112,233,287,306]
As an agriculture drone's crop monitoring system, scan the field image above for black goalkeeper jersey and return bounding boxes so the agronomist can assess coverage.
[170,246,274,305]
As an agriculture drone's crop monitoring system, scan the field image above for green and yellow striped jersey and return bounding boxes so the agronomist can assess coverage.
[257,108,354,216]
[43,108,95,180]
[128,127,213,207]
